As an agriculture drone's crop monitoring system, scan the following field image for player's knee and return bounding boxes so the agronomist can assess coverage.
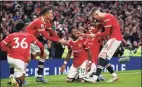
[15,71,24,78]
[32,53,38,59]
[43,52,47,59]
[98,57,107,67]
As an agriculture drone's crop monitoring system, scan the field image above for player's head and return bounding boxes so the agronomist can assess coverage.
[88,24,95,31]
[15,22,25,32]
[40,8,54,20]
[89,7,103,20]
[69,26,79,39]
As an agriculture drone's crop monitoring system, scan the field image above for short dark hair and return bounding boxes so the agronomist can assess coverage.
[40,7,52,15]
[68,26,77,34]
[89,7,99,16]
[15,22,25,32]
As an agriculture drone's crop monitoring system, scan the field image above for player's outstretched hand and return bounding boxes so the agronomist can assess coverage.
[79,32,85,37]
[86,62,92,72]
[86,33,95,38]
[59,38,69,45]
[60,64,66,73]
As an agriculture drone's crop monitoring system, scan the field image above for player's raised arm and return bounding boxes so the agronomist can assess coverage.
[86,23,111,38]
[95,17,112,37]
[39,30,68,44]
[39,29,59,42]
[86,8,112,38]
[47,29,59,39]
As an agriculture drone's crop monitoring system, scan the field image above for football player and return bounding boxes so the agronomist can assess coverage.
[1,22,44,87]
[84,7,123,83]
[25,8,68,82]
[60,27,92,82]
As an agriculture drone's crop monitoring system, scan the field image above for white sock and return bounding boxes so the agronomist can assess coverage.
[112,73,117,77]
[93,75,98,81]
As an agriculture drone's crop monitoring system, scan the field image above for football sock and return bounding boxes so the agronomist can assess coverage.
[95,58,108,76]
[95,67,103,76]
[106,63,114,74]
[105,63,117,77]
[105,61,117,77]
[37,59,45,76]
[10,67,14,75]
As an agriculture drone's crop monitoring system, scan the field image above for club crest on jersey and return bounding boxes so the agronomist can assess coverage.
[78,43,82,47]
[41,24,44,29]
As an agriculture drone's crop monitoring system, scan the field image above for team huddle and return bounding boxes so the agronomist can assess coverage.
[0,7,123,87]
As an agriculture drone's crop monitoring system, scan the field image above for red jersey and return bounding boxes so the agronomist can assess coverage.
[26,17,59,42]
[86,31,102,64]
[95,13,123,41]
[68,38,89,68]
[1,32,44,63]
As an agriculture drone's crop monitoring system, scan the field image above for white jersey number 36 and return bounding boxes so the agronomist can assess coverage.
[13,38,28,49]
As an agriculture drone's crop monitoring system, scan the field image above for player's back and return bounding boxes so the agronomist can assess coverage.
[103,13,123,41]
[26,17,52,37]
[26,17,42,37]
[7,32,35,62]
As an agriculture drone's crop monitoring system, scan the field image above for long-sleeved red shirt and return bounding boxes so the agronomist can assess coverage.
[95,13,123,41]
[26,17,59,42]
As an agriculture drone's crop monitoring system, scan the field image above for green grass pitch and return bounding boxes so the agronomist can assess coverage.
[1,70,141,87]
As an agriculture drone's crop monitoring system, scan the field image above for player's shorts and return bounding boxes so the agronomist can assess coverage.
[30,44,49,56]
[99,38,121,60]
[30,44,41,55]
[7,56,26,78]
[67,60,87,79]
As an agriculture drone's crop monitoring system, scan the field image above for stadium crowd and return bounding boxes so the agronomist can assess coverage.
[0,1,141,59]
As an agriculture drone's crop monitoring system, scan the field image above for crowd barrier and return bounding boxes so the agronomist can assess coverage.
[0,57,141,79]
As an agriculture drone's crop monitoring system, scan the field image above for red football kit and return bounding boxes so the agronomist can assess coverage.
[1,32,44,63]
[86,31,102,64]
[95,13,123,41]
[26,17,59,42]
[68,38,89,68]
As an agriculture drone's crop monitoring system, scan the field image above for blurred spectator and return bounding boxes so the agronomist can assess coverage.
[133,42,142,57]
[47,40,55,59]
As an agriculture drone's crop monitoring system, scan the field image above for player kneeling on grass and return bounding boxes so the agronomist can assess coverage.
[60,27,92,83]
[1,22,45,87]
[84,25,105,82]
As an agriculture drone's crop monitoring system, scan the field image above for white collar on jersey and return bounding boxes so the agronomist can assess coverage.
[41,16,46,24]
